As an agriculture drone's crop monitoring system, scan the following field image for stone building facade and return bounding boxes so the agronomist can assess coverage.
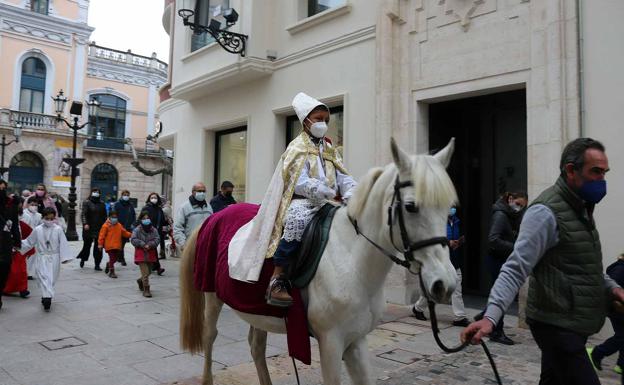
[158,0,623,310]
[0,0,170,215]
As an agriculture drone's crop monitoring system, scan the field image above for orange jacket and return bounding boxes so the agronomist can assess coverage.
[98,220,132,251]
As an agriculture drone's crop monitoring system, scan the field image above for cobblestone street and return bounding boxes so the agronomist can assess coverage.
[0,242,621,385]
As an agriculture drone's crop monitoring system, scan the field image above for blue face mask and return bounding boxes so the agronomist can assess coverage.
[449,207,457,216]
[578,179,607,204]
[141,219,151,226]
[110,218,118,225]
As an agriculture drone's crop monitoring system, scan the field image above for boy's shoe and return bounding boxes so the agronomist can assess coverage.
[42,297,51,311]
[108,271,117,279]
[586,347,603,371]
[143,286,152,298]
[137,279,144,291]
[412,306,427,321]
[27,275,34,280]
[121,261,127,266]
[104,266,109,274]
[19,290,30,298]
[613,365,622,374]
[79,260,84,268]
[94,265,102,271]
[157,268,165,276]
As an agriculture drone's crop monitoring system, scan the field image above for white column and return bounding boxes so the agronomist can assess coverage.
[147,84,157,135]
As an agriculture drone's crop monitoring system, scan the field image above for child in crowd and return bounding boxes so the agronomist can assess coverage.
[20,207,71,311]
[131,211,160,297]
[98,211,132,279]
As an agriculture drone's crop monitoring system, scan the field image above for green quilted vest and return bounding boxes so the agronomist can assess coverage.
[526,177,606,335]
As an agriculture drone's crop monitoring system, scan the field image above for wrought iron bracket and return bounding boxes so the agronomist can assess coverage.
[182,20,248,57]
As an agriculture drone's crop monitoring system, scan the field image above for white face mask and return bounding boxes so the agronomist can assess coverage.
[307,119,328,138]
[92,192,100,198]
[28,206,38,213]
[43,219,54,227]
[194,192,206,201]
[150,198,158,204]
[122,195,130,201]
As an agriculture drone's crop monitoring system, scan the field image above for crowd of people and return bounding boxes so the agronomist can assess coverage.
[0,180,237,311]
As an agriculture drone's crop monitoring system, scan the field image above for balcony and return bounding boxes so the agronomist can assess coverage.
[88,43,168,74]
[0,109,59,131]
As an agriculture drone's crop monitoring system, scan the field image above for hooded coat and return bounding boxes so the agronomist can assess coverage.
[487,198,522,260]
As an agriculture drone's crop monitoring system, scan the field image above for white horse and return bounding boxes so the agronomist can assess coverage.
[179,138,459,385]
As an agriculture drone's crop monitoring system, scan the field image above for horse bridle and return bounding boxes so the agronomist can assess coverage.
[348,174,503,385]
[349,175,449,272]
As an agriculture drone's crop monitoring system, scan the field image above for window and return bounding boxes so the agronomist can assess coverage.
[31,0,49,15]
[19,57,46,114]
[191,0,230,52]
[215,127,247,202]
[88,94,127,150]
[308,0,345,17]
[286,105,344,154]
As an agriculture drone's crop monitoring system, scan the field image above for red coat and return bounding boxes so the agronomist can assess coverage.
[131,225,160,264]
[3,221,34,294]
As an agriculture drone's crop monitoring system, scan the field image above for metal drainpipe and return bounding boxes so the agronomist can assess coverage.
[576,0,585,137]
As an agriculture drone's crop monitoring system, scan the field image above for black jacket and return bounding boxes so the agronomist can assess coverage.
[81,197,107,235]
[0,194,21,263]
[140,202,166,235]
[487,198,522,260]
[210,193,236,213]
[113,200,136,230]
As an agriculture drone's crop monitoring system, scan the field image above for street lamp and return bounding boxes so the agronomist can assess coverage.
[0,123,22,178]
[52,89,100,241]
[178,1,248,56]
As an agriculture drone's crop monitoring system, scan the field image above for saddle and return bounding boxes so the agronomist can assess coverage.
[288,203,340,288]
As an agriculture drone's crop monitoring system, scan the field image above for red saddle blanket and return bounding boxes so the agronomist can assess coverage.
[193,203,311,365]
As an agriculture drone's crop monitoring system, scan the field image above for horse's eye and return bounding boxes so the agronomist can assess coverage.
[405,202,419,213]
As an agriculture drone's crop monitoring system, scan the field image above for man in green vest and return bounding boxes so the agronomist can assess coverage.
[461,138,624,384]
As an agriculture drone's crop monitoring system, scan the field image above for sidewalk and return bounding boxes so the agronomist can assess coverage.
[0,241,620,384]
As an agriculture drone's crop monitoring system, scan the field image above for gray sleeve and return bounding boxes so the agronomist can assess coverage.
[173,204,187,248]
[604,274,621,291]
[484,204,559,326]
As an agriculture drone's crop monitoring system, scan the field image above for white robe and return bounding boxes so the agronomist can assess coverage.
[21,211,42,275]
[20,224,72,298]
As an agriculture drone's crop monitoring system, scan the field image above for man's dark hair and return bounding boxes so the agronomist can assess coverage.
[121,189,130,195]
[109,210,118,217]
[221,181,234,189]
[559,138,605,177]
[42,207,56,217]
[139,210,151,220]
[91,187,100,193]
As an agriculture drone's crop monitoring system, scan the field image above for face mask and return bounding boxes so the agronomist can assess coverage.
[150,198,158,204]
[122,195,130,201]
[52,198,58,203]
[194,192,206,201]
[28,206,38,213]
[578,179,607,204]
[141,219,151,226]
[307,119,328,138]
[91,192,100,198]
[36,190,45,197]
[43,219,54,227]
[110,218,118,224]
[509,203,523,213]
[449,207,457,216]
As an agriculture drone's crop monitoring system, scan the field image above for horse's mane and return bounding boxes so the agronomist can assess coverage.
[410,154,458,209]
[347,154,457,220]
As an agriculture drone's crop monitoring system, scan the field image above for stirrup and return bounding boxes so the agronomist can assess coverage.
[266,277,293,308]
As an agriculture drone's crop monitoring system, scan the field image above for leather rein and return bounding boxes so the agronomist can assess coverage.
[348,174,502,385]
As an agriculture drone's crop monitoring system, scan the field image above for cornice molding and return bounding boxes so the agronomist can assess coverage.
[0,2,94,45]
[87,57,168,88]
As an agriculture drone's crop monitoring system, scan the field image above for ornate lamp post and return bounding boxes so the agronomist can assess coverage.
[178,1,248,56]
[0,123,21,178]
[52,89,100,241]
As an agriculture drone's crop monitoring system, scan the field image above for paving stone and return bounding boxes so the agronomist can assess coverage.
[132,353,222,383]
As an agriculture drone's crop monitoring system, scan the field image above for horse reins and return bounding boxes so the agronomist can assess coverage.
[349,175,502,385]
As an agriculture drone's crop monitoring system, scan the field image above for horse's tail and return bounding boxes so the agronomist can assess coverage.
[179,227,205,354]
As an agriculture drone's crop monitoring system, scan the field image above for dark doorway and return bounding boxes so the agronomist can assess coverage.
[428,89,527,295]
[91,163,118,203]
[8,151,44,193]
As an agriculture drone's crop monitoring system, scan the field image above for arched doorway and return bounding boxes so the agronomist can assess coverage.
[8,152,44,193]
[91,163,118,203]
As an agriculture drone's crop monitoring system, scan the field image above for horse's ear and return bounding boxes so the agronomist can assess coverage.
[390,137,411,173]
[433,137,455,168]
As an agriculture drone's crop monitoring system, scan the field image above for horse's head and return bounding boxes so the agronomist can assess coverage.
[388,138,458,304]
